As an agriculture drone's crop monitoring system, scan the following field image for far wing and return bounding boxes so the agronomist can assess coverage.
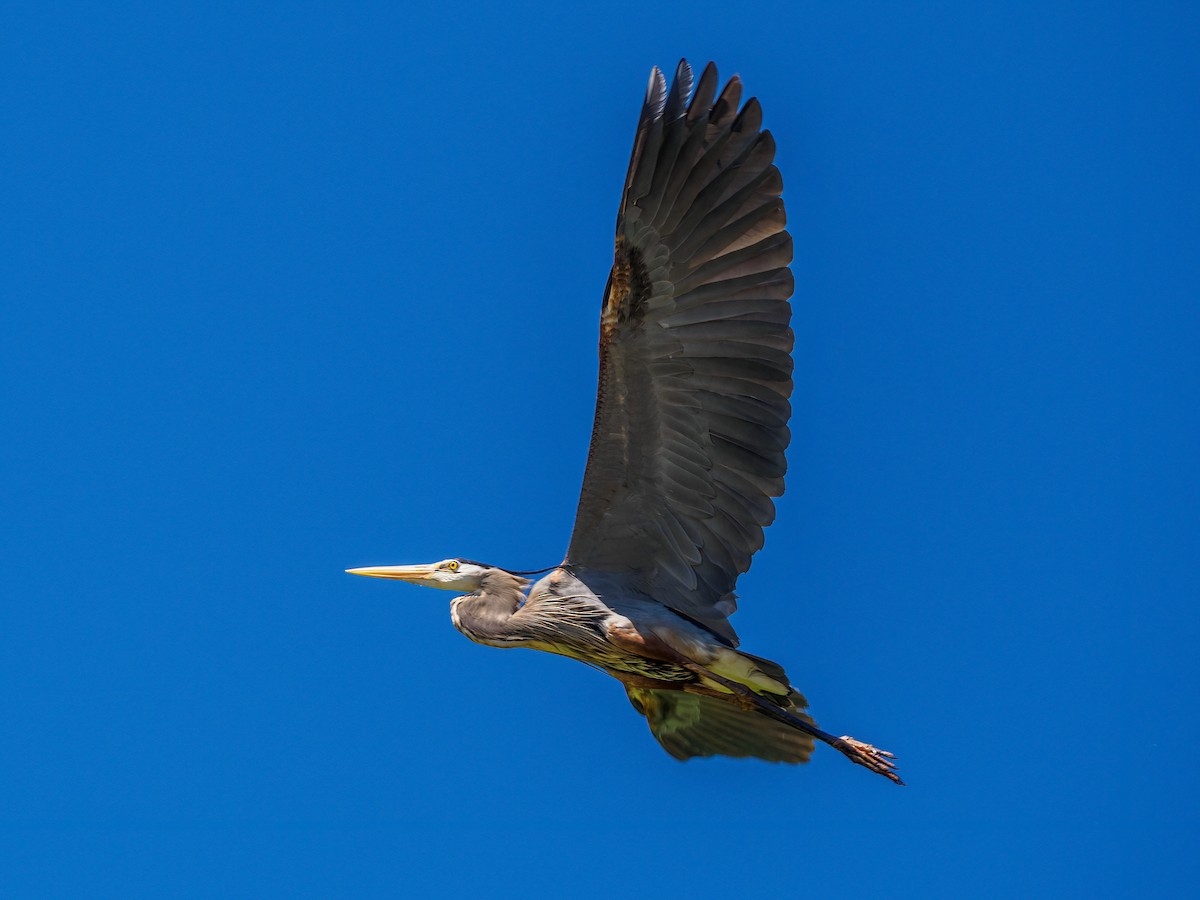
[565,60,794,645]
[626,687,813,763]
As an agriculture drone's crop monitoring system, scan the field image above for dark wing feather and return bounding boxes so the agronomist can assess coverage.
[565,60,793,644]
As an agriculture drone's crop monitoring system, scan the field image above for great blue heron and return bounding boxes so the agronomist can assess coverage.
[349,60,900,784]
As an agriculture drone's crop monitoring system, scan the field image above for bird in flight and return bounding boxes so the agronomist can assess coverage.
[349,60,900,784]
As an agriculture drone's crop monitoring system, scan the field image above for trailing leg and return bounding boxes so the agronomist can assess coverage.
[680,662,903,785]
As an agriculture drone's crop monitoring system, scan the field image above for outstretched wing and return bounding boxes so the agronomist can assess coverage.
[565,60,794,645]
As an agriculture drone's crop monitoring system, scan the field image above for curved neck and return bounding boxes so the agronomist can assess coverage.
[450,570,530,647]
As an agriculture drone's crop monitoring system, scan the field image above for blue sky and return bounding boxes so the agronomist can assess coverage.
[2,2,1197,896]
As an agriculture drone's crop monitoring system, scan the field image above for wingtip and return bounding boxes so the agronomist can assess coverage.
[664,59,694,119]
[645,65,667,113]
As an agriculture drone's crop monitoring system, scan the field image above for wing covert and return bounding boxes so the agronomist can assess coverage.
[565,60,794,645]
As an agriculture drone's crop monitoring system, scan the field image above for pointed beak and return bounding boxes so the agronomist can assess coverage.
[345,563,439,583]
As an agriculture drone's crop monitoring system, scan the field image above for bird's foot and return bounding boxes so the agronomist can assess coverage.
[834,735,903,785]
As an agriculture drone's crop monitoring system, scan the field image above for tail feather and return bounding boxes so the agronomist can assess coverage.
[739,650,790,687]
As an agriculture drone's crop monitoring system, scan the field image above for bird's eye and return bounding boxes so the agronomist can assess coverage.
[445,560,460,572]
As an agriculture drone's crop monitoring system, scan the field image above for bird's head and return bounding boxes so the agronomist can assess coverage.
[345,558,492,592]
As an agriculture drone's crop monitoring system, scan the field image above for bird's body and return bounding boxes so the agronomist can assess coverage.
[454,566,765,688]
[453,568,700,683]
[348,60,900,783]
[444,562,820,765]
